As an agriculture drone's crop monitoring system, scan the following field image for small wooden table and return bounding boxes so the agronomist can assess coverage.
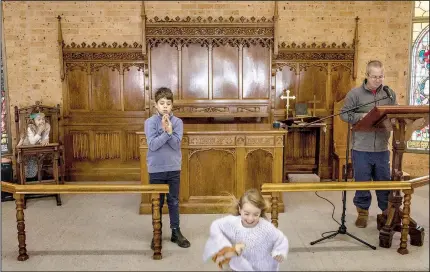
[137,124,286,214]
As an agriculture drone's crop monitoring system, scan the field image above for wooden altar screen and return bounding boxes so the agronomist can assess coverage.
[59,14,286,213]
[272,40,357,180]
[59,12,360,189]
[138,16,286,214]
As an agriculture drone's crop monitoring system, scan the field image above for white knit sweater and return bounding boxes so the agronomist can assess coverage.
[203,215,289,271]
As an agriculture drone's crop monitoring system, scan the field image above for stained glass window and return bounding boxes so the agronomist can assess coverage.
[1,37,10,154]
[408,1,429,152]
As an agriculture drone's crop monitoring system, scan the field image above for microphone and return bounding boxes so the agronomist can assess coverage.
[383,85,393,100]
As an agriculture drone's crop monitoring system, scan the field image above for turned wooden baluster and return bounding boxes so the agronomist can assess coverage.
[15,194,29,261]
[271,194,279,228]
[398,189,412,255]
[151,193,162,260]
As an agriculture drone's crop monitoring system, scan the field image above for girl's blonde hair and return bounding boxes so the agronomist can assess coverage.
[227,188,268,219]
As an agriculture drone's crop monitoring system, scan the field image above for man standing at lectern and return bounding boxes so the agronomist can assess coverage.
[340,60,397,228]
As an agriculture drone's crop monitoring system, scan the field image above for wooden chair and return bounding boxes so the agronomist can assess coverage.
[332,98,352,181]
[14,101,65,208]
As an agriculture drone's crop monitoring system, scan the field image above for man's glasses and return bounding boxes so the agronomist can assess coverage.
[368,75,384,80]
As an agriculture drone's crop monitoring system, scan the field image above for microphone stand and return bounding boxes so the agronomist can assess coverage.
[305,94,392,249]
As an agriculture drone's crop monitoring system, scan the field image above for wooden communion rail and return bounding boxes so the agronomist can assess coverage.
[261,175,429,255]
[0,182,169,261]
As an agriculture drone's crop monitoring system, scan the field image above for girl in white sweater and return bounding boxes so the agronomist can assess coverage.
[203,188,289,271]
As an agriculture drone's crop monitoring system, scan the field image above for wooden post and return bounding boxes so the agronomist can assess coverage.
[273,1,279,57]
[271,194,279,228]
[352,17,359,80]
[151,193,162,260]
[57,16,65,81]
[14,194,29,261]
[398,189,413,255]
[141,1,146,55]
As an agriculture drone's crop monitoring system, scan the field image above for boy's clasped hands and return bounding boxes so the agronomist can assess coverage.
[162,114,173,135]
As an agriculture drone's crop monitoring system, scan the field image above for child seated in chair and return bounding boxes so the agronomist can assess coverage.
[17,112,50,178]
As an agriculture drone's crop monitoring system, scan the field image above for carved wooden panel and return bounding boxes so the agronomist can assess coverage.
[123,64,145,111]
[188,135,236,146]
[243,46,270,99]
[66,64,89,111]
[331,63,353,103]
[71,132,89,160]
[126,132,140,160]
[182,44,209,99]
[285,130,317,165]
[94,132,120,159]
[189,149,235,196]
[246,149,273,190]
[91,65,121,111]
[275,63,297,109]
[150,44,179,99]
[298,64,328,109]
[245,136,274,146]
[213,46,239,99]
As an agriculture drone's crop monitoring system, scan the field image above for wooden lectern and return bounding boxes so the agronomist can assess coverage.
[353,105,429,254]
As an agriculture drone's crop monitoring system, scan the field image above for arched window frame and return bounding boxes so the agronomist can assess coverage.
[407,1,429,153]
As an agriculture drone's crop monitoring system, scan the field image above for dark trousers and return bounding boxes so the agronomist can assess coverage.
[352,150,391,211]
[149,170,181,229]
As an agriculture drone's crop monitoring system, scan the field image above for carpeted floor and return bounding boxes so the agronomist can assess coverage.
[1,183,429,271]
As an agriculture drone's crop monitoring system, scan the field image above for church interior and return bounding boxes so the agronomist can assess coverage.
[1,1,429,271]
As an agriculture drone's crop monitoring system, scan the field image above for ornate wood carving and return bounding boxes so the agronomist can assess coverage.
[331,62,353,72]
[123,63,146,72]
[71,132,89,159]
[299,63,329,73]
[63,42,146,61]
[245,136,275,146]
[167,100,270,118]
[94,132,120,159]
[276,51,354,61]
[90,63,120,73]
[245,148,274,159]
[174,106,229,113]
[65,62,87,72]
[126,132,140,160]
[189,148,236,160]
[146,16,274,48]
[188,135,236,146]
[274,63,297,74]
[236,136,245,146]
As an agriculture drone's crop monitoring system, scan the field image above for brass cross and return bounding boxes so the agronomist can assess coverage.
[280,89,296,118]
[308,95,321,117]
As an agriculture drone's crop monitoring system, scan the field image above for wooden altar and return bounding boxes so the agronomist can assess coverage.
[137,124,285,214]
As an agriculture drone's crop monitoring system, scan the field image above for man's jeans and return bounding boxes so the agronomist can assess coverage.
[149,170,181,229]
[352,150,391,211]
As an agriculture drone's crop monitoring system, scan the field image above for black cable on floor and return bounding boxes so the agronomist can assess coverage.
[314,191,340,238]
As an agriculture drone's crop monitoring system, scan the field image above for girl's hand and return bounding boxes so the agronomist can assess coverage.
[36,125,45,135]
[273,255,284,263]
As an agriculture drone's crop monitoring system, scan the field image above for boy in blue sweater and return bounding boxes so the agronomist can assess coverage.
[144,87,190,249]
